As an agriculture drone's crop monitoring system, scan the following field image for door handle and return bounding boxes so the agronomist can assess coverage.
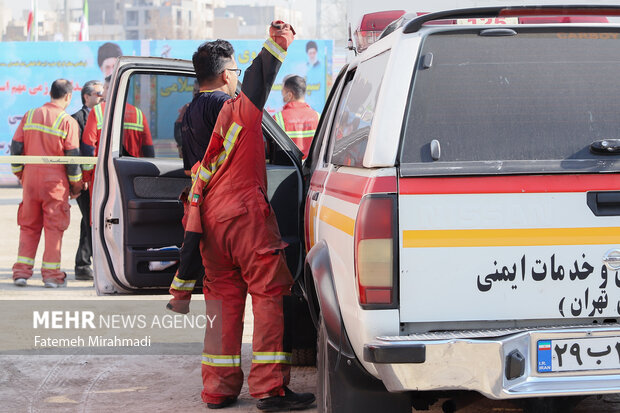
[311,192,319,201]
[587,191,620,216]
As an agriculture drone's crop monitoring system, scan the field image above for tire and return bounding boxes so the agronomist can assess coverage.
[317,317,332,413]
[292,347,317,366]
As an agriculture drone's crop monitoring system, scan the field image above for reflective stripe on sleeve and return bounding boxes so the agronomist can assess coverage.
[11,165,23,173]
[251,351,292,364]
[202,353,241,367]
[170,276,196,291]
[263,38,287,63]
[68,173,83,183]
[17,256,34,265]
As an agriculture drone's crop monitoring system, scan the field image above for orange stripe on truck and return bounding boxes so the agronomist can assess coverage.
[403,227,620,248]
[319,206,355,236]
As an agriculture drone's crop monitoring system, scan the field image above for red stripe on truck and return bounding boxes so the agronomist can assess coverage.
[400,174,620,194]
[325,172,396,204]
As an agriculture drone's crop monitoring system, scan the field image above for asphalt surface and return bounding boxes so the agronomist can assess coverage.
[0,186,619,412]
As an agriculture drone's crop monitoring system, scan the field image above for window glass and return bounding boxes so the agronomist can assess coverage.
[123,73,197,158]
[401,30,620,171]
[329,51,390,167]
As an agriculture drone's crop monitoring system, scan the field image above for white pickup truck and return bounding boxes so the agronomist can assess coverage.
[93,6,620,413]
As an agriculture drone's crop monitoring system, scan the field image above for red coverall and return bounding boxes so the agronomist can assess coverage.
[82,101,154,191]
[169,24,295,405]
[273,101,319,158]
[11,102,82,282]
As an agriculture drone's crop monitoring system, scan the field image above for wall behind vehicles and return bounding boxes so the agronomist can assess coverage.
[0,38,333,184]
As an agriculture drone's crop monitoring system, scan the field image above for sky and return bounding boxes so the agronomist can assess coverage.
[1,0,316,23]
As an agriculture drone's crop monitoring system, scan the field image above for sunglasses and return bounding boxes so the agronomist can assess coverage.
[92,91,103,97]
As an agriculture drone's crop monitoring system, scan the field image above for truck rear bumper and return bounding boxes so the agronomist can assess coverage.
[364,324,620,399]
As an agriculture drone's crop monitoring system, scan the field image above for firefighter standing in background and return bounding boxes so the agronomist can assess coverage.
[10,79,84,288]
[82,75,154,193]
[167,21,315,411]
[273,75,319,159]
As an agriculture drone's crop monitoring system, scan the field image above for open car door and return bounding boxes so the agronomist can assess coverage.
[92,56,304,294]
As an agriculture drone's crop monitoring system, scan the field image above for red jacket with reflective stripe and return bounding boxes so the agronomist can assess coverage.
[273,101,319,158]
[83,101,153,157]
[176,30,292,274]
[11,102,81,183]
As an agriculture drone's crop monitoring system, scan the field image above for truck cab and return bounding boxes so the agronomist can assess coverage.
[303,5,620,413]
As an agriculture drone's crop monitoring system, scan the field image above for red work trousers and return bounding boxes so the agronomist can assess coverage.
[200,187,293,404]
[12,165,70,282]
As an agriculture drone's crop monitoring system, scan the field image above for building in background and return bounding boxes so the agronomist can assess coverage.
[214,4,303,38]
[89,0,127,40]
[125,0,214,40]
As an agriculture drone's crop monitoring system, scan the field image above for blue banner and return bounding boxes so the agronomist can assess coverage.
[0,39,332,156]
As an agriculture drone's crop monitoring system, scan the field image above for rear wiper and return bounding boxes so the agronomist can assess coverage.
[590,139,620,154]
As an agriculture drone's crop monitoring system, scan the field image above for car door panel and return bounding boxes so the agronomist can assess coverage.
[113,157,188,288]
[94,57,306,294]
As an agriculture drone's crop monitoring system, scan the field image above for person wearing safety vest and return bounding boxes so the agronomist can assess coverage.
[166,21,315,411]
[82,76,154,193]
[273,75,319,159]
[10,79,84,288]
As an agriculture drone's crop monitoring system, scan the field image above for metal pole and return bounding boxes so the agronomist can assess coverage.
[316,0,321,38]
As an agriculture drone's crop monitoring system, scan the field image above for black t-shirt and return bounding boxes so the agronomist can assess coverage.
[181,90,231,171]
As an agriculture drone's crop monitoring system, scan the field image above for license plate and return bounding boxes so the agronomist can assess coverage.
[537,337,620,373]
[456,17,519,25]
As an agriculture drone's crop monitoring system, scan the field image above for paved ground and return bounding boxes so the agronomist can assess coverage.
[0,186,619,412]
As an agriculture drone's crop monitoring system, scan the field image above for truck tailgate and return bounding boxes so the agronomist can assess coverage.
[398,174,620,323]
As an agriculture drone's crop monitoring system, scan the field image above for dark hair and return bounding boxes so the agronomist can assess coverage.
[283,75,306,100]
[50,79,73,100]
[306,40,318,53]
[192,40,235,84]
[98,42,122,67]
[81,80,102,105]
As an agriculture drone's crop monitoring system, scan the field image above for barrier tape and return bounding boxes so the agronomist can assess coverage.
[0,156,97,165]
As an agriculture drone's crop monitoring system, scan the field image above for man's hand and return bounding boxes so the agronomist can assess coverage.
[270,20,295,51]
[70,181,84,198]
[14,171,22,185]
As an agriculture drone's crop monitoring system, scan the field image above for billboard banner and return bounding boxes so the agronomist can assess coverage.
[0,38,333,183]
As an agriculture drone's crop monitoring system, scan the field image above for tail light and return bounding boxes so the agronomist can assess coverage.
[354,10,406,52]
[354,194,397,307]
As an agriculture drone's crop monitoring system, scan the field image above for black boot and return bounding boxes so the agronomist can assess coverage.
[256,387,315,412]
[206,396,237,409]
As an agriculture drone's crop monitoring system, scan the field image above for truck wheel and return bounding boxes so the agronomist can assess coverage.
[317,318,332,413]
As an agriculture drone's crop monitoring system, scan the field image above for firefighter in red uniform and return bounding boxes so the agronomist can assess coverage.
[82,76,154,192]
[11,79,84,288]
[167,22,315,411]
[273,75,319,158]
